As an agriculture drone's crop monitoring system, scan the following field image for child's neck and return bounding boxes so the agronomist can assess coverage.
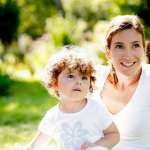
[59,98,87,113]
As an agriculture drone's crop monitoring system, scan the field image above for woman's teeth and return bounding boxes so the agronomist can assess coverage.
[121,62,136,67]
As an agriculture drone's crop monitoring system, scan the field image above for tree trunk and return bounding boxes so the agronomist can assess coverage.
[53,0,65,17]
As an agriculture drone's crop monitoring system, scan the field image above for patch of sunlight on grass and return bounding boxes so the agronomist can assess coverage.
[0,79,58,148]
[0,124,36,149]
[3,102,18,112]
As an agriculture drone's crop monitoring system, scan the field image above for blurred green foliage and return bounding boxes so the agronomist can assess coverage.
[0,0,150,148]
[0,0,150,78]
[46,16,87,46]
[0,73,13,96]
[0,0,20,45]
[63,0,120,29]
[17,0,58,38]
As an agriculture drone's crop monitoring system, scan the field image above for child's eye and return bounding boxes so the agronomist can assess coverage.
[67,74,74,78]
[82,76,88,80]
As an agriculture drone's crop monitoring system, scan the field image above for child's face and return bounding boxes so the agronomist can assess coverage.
[56,68,91,102]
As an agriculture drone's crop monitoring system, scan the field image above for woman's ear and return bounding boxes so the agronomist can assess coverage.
[53,82,58,91]
[143,41,149,63]
[105,48,111,60]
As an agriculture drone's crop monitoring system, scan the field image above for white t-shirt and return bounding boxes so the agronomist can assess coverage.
[38,98,112,150]
[96,63,150,150]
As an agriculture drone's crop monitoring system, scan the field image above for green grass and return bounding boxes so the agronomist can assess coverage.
[0,79,57,149]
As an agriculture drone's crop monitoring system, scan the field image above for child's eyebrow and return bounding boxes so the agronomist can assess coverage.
[66,70,74,74]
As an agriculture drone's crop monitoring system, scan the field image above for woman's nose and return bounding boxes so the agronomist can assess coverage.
[124,48,134,58]
[76,79,82,85]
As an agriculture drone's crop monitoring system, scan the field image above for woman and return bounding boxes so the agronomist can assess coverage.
[97,15,150,150]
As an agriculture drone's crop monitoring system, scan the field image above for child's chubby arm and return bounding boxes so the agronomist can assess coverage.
[80,122,120,150]
[24,131,49,150]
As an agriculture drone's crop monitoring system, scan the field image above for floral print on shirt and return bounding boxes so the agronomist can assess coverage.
[60,121,89,150]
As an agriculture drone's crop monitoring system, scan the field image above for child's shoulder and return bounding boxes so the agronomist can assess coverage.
[88,97,106,110]
[45,105,59,117]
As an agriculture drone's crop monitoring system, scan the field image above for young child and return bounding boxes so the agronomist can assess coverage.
[24,45,119,150]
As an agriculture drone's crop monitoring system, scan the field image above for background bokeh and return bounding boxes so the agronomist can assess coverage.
[0,0,150,149]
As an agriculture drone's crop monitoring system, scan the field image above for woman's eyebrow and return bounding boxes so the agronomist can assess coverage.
[113,41,140,45]
[113,42,123,45]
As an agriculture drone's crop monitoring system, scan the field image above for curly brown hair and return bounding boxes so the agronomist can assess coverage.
[44,45,96,96]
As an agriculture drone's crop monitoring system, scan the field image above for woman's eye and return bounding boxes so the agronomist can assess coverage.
[82,76,88,80]
[133,43,140,48]
[67,74,74,78]
[115,44,123,49]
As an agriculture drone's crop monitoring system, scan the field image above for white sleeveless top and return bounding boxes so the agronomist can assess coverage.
[95,63,150,150]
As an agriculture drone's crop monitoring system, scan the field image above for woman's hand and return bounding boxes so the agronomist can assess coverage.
[80,141,95,150]
[80,142,109,150]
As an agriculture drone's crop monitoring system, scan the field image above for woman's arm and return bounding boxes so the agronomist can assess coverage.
[24,131,49,150]
[94,122,120,149]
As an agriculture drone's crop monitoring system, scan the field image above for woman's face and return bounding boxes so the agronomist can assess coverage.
[106,28,145,77]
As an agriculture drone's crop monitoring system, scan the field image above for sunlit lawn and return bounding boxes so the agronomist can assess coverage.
[0,80,57,149]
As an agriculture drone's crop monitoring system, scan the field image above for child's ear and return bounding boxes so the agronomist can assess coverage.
[53,83,60,96]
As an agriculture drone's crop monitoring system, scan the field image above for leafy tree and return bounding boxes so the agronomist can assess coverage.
[137,0,150,26]
[53,0,65,17]
[0,0,20,45]
[115,0,150,27]
[18,0,59,38]
[63,0,120,30]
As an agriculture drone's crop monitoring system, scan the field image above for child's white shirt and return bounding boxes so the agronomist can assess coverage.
[38,98,112,150]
